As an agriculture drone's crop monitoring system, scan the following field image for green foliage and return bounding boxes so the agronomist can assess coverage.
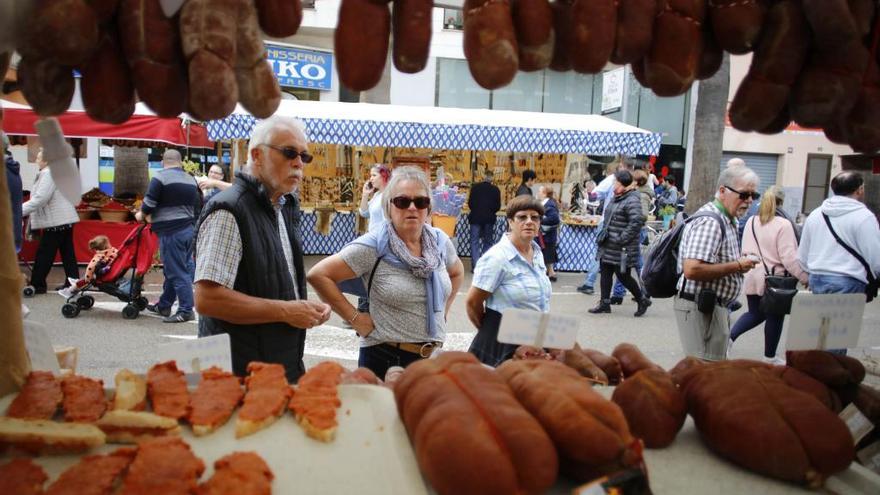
[182,159,203,177]
[659,205,677,218]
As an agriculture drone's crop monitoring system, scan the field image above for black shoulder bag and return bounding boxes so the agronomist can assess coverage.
[751,220,799,315]
[822,214,878,302]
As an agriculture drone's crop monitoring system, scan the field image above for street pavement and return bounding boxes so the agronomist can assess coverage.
[19,258,880,383]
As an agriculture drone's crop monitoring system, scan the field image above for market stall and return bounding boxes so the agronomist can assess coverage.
[208,100,661,270]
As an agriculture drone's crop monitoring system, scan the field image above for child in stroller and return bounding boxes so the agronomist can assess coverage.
[58,235,118,299]
[60,223,159,319]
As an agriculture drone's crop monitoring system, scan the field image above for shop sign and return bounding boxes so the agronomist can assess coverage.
[265,43,333,91]
[601,67,625,114]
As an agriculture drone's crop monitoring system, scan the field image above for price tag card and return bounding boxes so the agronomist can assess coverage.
[157,334,232,374]
[498,309,579,350]
[840,403,874,444]
[23,321,60,374]
[785,293,865,351]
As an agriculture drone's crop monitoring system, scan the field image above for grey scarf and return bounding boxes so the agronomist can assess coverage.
[387,223,442,278]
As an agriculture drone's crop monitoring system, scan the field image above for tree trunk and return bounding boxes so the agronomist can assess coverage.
[686,54,730,214]
[113,146,149,197]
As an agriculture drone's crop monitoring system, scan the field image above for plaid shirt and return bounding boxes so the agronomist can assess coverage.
[472,234,551,313]
[676,202,742,306]
[195,198,298,299]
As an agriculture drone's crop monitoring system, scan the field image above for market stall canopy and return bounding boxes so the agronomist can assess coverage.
[208,101,662,156]
[1,100,213,148]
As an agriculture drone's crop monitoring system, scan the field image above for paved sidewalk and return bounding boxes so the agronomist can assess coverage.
[16,258,880,382]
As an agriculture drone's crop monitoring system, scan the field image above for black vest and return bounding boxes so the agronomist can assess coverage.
[196,173,308,382]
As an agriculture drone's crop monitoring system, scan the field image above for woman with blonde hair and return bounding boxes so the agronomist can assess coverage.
[729,186,807,363]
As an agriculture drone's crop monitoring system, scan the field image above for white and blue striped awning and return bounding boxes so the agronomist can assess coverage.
[207,101,662,156]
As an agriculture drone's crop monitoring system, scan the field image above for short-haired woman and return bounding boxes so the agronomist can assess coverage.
[466,195,552,366]
[729,186,807,364]
[307,166,465,378]
[589,170,651,316]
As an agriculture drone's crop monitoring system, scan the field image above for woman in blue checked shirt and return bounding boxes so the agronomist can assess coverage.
[466,195,552,367]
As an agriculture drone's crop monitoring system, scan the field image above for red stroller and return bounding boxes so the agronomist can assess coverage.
[61,223,159,319]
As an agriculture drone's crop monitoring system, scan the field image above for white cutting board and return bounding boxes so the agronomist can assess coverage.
[0,384,430,495]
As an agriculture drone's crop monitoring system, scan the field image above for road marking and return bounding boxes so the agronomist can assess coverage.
[163,334,198,340]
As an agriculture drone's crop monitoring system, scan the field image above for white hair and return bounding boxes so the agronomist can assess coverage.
[382,166,432,219]
[716,165,759,199]
[726,157,746,169]
[243,115,308,175]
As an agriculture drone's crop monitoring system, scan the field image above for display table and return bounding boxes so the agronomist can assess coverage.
[19,220,140,264]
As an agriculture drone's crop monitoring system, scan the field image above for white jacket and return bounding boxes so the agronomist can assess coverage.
[21,169,79,229]
[798,195,880,283]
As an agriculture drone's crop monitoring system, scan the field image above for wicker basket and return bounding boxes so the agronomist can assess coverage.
[76,209,97,221]
[98,209,131,223]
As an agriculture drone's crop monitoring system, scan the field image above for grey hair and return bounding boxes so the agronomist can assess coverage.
[716,165,759,198]
[382,166,432,219]
[726,157,746,169]
[243,115,308,175]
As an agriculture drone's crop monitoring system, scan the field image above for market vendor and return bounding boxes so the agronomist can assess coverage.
[307,166,465,379]
[194,115,331,383]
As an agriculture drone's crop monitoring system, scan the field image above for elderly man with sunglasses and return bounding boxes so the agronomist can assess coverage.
[674,166,761,362]
[193,116,331,383]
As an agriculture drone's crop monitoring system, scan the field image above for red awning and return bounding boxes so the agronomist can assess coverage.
[1,102,214,148]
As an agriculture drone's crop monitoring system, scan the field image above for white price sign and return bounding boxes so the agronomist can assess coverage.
[157,333,232,374]
[785,293,865,351]
[498,309,579,349]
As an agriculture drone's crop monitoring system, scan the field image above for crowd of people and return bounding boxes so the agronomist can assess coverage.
[6,115,879,381]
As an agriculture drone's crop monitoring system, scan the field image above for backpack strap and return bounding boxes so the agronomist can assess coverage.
[822,213,877,284]
[367,256,383,296]
[686,211,727,242]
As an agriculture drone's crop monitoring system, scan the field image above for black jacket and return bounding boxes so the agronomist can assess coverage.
[196,173,308,383]
[5,153,22,252]
[541,198,560,246]
[468,180,501,225]
[516,184,533,197]
[597,189,645,267]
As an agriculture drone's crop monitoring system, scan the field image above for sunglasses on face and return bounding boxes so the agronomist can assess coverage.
[724,185,760,201]
[391,196,431,210]
[263,144,313,163]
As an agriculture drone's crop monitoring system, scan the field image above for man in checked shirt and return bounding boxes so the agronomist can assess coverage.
[193,115,331,383]
[675,166,761,361]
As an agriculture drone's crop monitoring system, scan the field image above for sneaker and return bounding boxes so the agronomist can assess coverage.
[146,303,171,317]
[163,312,195,323]
[609,296,624,305]
[53,284,71,291]
[762,355,786,366]
[576,285,595,295]
[57,287,74,300]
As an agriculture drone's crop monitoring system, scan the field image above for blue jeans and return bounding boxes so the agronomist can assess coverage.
[730,295,785,358]
[469,223,496,270]
[809,274,866,355]
[582,256,599,288]
[612,229,647,298]
[157,226,196,314]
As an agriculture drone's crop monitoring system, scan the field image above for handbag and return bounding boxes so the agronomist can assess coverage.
[751,220,799,315]
[823,214,879,302]
[467,308,517,367]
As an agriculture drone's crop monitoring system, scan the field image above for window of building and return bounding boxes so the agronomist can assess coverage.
[443,9,464,30]
[492,71,545,112]
[543,71,594,114]
[436,58,490,109]
[803,154,832,214]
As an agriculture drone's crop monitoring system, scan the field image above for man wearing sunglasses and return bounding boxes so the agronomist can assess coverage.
[193,116,331,383]
[674,166,761,362]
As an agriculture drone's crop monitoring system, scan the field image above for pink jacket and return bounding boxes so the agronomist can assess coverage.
[741,216,808,296]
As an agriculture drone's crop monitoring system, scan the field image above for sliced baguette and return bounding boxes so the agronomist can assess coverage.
[0,416,105,455]
[112,369,147,411]
[95,410,181,444]
[234,408,286,439]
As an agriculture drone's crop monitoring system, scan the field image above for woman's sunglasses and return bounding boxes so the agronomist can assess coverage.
[264,144,314,163]
[724,185,760,201]
[391,196,431,210]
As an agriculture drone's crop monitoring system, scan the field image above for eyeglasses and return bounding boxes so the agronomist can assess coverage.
[513,214,542,223]
[724,185,760,201]
[263,144,313,163]
[391,196,431,210]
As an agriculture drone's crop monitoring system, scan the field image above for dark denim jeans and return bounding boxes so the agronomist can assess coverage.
[158,226,195,314]
[469,223,496,270]
[358,344,424,379]
[809,274,866,355]
[730,294,785,358]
